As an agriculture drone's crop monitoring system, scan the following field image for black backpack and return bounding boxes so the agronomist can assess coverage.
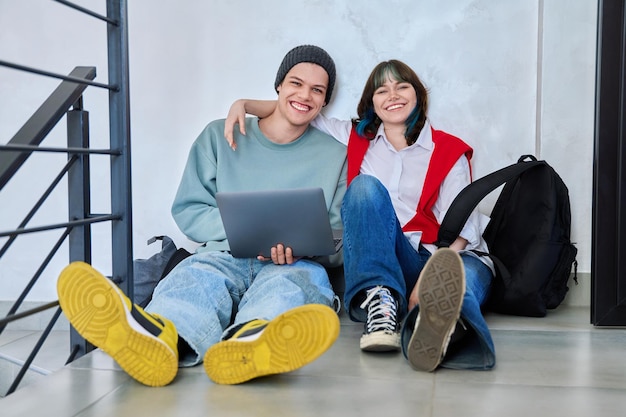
[436,155,578,317]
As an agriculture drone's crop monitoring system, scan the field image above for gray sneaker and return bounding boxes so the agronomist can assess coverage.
[407,248,465,371]
[359,286,401,352]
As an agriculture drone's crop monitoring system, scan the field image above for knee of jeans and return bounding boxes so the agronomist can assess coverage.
[343,175,386,208]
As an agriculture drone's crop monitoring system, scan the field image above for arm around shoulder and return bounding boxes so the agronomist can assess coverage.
[224,99,277,149]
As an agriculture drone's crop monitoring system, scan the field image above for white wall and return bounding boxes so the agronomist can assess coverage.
[0,0,597,306]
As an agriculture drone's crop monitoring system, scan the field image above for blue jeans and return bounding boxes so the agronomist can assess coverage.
[146,251,335,366]
[342,175,496,370]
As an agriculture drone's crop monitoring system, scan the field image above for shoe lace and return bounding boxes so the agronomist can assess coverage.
[359,286,398,334]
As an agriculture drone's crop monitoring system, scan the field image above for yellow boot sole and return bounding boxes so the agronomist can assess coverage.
[204,304,339,384]
[57,262,179,387]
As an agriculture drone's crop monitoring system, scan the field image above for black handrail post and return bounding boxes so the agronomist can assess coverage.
[67,101,94,357]
[67,102,93,265]
[107,0,134,298]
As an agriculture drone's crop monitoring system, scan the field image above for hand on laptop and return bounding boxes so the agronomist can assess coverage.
[257,243,303,265]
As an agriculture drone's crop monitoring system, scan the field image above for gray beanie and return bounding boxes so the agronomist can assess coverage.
[274,45,336,104]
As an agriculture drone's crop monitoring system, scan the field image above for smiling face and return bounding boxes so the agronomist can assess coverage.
[356,60,429,142]
[372,77,418,127]
[275,62,329,128]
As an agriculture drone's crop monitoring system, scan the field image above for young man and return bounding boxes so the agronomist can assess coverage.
[56,45,347,386]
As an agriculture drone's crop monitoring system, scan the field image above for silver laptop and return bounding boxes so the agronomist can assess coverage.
[216,188,343,258]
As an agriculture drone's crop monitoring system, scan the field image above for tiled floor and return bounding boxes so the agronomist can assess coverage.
[1,306,625,416]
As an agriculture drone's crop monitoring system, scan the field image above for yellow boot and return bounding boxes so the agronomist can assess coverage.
[204,304,339,385]
[57,261,179,387]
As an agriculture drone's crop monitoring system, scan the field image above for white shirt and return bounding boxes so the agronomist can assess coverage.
[312,114,491,258]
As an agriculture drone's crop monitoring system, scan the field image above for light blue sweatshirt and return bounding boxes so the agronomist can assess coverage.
[171,117,347,258]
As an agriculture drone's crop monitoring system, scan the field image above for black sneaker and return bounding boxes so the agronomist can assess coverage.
[359,286,400,352]
[407,248,465,371]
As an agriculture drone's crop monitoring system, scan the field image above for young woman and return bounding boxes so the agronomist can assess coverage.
[225,60,496,371]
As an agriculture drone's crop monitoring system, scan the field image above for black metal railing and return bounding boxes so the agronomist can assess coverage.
[0,0,133,396]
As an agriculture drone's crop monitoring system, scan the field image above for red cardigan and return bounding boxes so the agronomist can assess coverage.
[347,126,473,244]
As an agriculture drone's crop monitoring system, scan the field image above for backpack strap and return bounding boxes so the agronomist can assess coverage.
[436,155,544,247]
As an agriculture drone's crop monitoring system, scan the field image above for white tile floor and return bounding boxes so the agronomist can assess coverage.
[1,306,625,417]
